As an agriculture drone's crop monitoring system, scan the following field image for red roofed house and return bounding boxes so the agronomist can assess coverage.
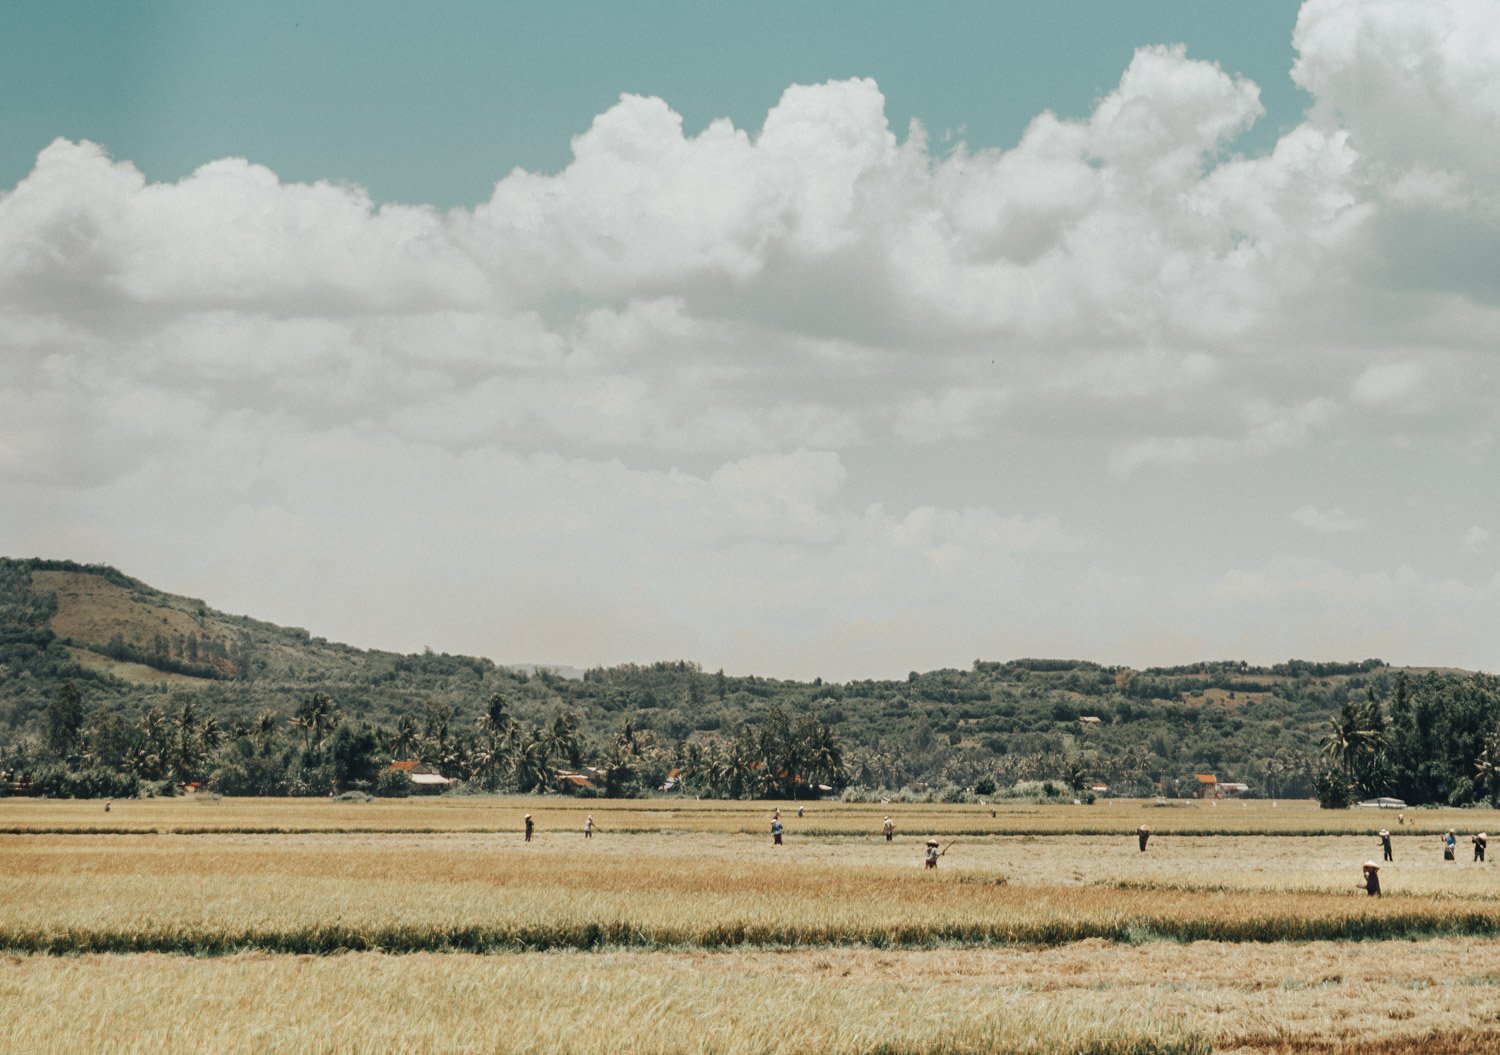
[385,761,451,792]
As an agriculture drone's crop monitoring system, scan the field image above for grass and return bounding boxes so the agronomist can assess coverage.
[3,796,1494,837]
[4,830,1500,954]
[8,800,1500,1053]
[5,941,1500,1054]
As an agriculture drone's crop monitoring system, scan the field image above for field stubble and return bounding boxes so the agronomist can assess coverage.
[3,828,1500,953]
[3,941,1500,1055]
[6,800,1500,1054]
[4,796,1497,837]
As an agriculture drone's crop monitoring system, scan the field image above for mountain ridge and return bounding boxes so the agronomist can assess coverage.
[0,555,1471,797]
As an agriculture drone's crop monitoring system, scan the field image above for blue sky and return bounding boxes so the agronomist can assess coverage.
[3,1,1499,680]
[2,1,1307,207]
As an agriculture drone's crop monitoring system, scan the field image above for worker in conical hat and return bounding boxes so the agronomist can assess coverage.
[1473,832,1487,862]
[1377,829,1392,861]
[1136,824,1150,852]
[925,837,940,869]
[524,814,534,842]
[1358,860,1381,897]
[882,816,894,841]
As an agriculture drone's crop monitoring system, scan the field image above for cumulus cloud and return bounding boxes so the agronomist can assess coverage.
[1290,505,1365,534]
[6,0,1500,675]
[1350,362,1424,405]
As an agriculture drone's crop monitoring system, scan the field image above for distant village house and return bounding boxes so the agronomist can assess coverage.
[1195,774,1249,799]
[384,761,451,791]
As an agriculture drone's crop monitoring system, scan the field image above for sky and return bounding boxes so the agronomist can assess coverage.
[2,0,1499,681]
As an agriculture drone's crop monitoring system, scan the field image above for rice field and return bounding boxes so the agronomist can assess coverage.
[3,794,1493,837]
[5,798,1500,1053]
[4,941,1500,1054]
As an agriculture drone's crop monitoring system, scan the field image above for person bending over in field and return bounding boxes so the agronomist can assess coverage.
[883,816,894,841]
[1444,829,1457,861]
[771,817,783,845]
[524,814,534,843]
[1474,832,1487,862]
[1378,829,1392,862]
[1137,825,1150,852]
[1358,861,1381,897]
[925,838,941,869]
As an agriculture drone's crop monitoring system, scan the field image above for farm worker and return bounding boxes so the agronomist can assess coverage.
[774,807,780,820]
[1444,829,1457,861]
[104,800,111,813]
[883,816,894,841]
[797,805,804,818]
[524,814,534,843]
[1137,824,1150,852]
[1397,812,1404,826]
[925,838,941,869]
[990,806,996,818]
[771,818,783,845]
[1378,829,1392,862]
[1358,861,1381,897]
[584,815,594,839]
[1474,833,1487,862]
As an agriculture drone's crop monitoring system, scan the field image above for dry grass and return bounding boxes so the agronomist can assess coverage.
[3,796,1493,838]
[7,807,1500,1053]
[34,570,210,662]
[3,830,1499,953]
[3,941,1500,1054]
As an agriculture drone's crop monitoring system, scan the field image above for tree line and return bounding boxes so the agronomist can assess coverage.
[3,684,847,800]
[1316,671,1500,807]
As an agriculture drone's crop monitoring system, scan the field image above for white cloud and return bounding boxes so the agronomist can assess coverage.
[8,1,1500,676]
[1351,362,1424,405]
[1290,505,1365,534]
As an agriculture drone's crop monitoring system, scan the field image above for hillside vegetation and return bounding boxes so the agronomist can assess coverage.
[2,556,1491,802]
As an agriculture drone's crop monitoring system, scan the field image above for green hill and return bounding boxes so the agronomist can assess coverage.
[0,555,1465,798]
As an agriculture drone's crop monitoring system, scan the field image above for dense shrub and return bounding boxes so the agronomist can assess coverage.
[25,765,141,799]
[374,769,412,797]
[1314,768,1354,809]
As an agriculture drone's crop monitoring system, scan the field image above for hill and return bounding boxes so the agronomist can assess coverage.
[0,555,1464,798]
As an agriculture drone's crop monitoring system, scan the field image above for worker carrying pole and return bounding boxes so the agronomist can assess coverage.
[925,838,953,869]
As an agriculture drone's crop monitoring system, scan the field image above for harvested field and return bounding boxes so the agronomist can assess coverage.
[2,828,1498,953]
[6,799,1499,1053]
[3,941,1499,1054]
[1,795,1490,837]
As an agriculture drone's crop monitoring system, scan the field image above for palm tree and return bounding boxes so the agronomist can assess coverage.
[546,712,581,768]
[513,731,553,793]
[255,710,278,744]
[1321,701,1360,774]
[391,714,419,759]
[806,722,844,791]
[614,718,640,757]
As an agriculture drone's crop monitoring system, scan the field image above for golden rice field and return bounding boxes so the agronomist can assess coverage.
[5,798,1500,1054]
[4,941,1500,1054]
[4,794,1495,836]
